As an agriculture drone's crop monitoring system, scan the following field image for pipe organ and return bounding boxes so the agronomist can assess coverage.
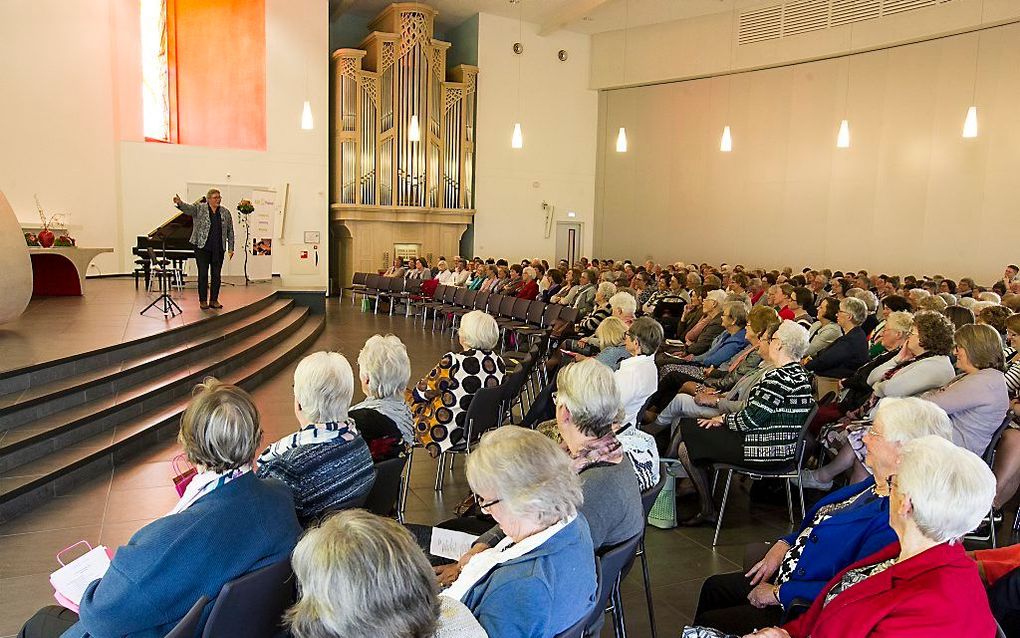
[330,3,477,288]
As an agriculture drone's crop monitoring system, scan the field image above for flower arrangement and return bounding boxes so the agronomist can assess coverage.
[237,199,254,215]
[54,234,76,247]
[24,232,39,246]
[34,195,67,248]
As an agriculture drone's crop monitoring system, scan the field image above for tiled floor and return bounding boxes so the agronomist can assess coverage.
[0,296,833,637]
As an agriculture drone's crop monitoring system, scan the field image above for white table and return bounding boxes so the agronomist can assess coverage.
[28,247,113,296]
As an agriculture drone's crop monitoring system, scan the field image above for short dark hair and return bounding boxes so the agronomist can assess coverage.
[882,295,913,313]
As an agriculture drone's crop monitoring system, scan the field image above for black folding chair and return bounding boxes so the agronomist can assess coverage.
[201,559,294,638]
[364,455,408,519]
[434,384,506,491]
[165,596,210,638]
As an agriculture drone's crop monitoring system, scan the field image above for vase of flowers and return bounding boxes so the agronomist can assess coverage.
[35,195,65,249]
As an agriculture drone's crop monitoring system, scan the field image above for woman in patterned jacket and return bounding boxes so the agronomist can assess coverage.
[409,311,506,457]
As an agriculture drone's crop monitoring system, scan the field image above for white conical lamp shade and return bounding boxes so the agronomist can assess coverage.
[720,126,732,152]
[836,119,851,148]
[615,127,628,152]
[962,106,978,138]
[511,122,523,149]
[300,100,313,130]
[409,114,421,142]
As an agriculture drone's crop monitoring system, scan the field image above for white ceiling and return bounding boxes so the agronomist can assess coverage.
[329,0,747,35]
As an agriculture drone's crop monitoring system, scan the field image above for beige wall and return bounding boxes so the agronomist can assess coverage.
[594,22,1020,282]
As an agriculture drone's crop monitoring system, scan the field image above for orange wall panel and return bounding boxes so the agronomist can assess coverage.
[173,0,267,150]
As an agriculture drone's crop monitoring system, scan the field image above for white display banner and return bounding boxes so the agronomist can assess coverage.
[185,183,277,281]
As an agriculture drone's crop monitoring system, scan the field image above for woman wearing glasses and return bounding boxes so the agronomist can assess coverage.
[441,426,596,638]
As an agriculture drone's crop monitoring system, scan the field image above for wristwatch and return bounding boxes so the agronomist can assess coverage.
[773,584,781,603]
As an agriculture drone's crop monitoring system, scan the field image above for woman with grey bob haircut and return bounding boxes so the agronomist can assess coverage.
[349,335,414,460]
[444,426,596,637]
[286,510,485,638]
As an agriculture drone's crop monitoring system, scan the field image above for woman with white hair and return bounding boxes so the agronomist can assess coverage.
[690,397,953,636]
[256,352,376,526]
[435,259,456,285]
[286,510,485,638]
[349,335,414,461]
[20,379,301,638]
[804,297,870,379]
[732,436,997,638]
[574,281,617,337]
[409,310,506,457]
[683,289,729,355]
[676,321,815,526]
[516,265,539,300]
[441,427,596,637]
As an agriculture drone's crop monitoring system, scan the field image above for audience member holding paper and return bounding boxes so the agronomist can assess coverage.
[19,379,301,638]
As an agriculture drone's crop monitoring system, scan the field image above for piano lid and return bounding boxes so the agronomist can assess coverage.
[147,210,193,241]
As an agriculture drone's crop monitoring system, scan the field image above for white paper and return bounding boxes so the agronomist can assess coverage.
[430,528,479,561]
[50,546,111,606]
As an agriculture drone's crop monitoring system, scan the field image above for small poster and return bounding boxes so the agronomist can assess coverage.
[253,238,272,256]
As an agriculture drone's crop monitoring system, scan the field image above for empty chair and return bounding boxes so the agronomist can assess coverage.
[164,596,210,638]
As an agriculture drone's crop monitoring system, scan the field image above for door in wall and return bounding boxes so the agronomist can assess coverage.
[555,223,582,266]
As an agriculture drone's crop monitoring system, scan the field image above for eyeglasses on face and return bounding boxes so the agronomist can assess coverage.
[474,494,502,511]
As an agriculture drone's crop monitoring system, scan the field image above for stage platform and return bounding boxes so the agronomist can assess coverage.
[0,277,280,375]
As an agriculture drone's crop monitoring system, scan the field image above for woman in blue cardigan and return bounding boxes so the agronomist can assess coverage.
[691,397,953,636]
[19,379,301,638]
[441,426,597,638]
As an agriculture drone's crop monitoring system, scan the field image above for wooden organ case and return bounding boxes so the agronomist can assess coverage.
[330,3,477,288]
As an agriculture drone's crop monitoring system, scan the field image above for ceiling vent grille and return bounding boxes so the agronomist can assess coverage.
[738,0,952,44]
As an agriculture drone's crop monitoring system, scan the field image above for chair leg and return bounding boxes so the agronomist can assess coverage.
[639,541,657,638]
[712,470,734,546]
[398,448,414,524]
[612,577,627,638]
[434,453,447,492]
[991,507,998,548]
[796,471,807,520]
[784,479,795,527]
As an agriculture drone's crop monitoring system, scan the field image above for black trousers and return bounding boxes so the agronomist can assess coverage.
[19,606,79,638]
[989,566,1020,637]
[194,248,224,303]
[694,571,783,635]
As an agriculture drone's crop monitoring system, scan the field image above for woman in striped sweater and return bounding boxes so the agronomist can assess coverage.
[675,320,816,526]
[256,351,376,527]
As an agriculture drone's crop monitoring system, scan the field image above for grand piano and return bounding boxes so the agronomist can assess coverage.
[133,211,194,289]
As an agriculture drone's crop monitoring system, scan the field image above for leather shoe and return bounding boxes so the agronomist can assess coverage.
[679,512,718,527]
[199,302,209,310]
[209,301,223,309]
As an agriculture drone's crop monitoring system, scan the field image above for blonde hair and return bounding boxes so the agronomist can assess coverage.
[287,510,439,638]
[466,426,583,526]
[178,378,262,472]
[594,316,628,348]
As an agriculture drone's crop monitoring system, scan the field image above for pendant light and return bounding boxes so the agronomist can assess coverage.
[301,100,314,130]
[511,0,525,149]
[962,106,978,138]
[836,119,851,148]
[408,115,421,142]
[615,0,630,153]
[719,126,732,152]
[720,0,737,153]
[836,28,853,148]
[963,17,983,139]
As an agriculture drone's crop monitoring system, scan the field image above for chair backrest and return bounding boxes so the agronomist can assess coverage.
[983,414,1014,465]
[452,287,468,306]
[202,559,294,638]
[363,455,408,518]
[461,289,478,308]
[352,272,368,285]
[586,533,643,632]
[996,620,1008,638]
[487,294,505,316]
[553,559,602,638]
[404,278,422,294]
[165,596,210,638]
[367,274,385,291]
[559,306,579,324]
[474,290,491,311]
[526,300,546,325]
[792,404,822,468]
[542,303,563,327]
[444,284,458,303]
[432,284,450,301]
[388,277,406,292]
[512,298,532,320]
[501,355,534,403]
[499,295,517,317]
[464,384,506,450]
[640,462,669,518]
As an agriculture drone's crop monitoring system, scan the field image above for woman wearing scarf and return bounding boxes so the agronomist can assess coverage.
[256,352,375,526]
[20,379,300,638]
[439,426,596,638]
[349,335,414,461]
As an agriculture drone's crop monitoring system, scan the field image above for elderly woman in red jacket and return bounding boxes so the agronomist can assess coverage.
[517,266,539,300]
[740,436,996,638]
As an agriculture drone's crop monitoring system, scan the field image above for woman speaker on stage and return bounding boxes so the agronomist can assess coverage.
[172,189,235,310]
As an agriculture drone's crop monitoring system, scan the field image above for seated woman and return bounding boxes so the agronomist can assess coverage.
[586,291,638,348]
[691,398,953,636]
[551,268,581,305]
[657,301,750,382]
[616,317,665,428]
[990,314,1020,511]
[441,427,596,637]
[407,257,432,280]
[676,321,815,525]
[384,257,406,278]
[945,304,976,331]
[682,289,728,356]
[540,268,565,302]
[349,335,414,461]
[923,322,1009,456]
[686,435,997,638]
[788,286,816,328]
[257,352,376,526]
[516,266,539,300]
[592,316,631,371]
[867,295,912,349]
[20,379,301,638]
[286,510,485,638]
[409,310,507,457]
[571,269,599,317]
[804,297,842,358]
[574,281,616,337]
[804,297,869,379]
[435,259,456,285]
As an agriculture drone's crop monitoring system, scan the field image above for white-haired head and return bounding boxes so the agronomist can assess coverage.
[357,335,411,400]
[458,310,500,351]
[294,351,355,424]
[609,291,637,317]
